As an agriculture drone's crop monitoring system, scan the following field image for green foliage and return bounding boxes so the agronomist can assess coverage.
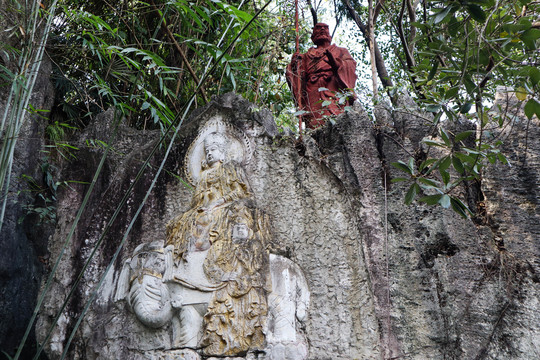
[46,0,300,133]
[354,0,540,217]
[18,159,68,225]
[0,0,59,233]
[4,0,537,358]
[391,120,513,217]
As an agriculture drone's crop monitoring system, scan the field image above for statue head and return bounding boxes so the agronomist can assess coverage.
[203,132,228,166]
[232,222,250,243]
[311,23,331,47]
[126,243,173,328]
[231,207,254,242]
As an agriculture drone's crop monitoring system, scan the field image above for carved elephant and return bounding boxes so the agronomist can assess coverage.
[114,243,310,359]
[115,243,177,328]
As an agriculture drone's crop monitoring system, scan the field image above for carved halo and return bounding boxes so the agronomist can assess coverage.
[184,116,253,186]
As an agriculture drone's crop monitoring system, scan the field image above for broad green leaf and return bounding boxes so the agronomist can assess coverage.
[497,153,509,165]
[466,4,487,23]
[392,161,412,174]
[404,183,420,205]
[419,158,438,171]
[448,16,460,37]
[423,140,446,147]
[440,129,451,146]
[440,194,451,208]
[521,28,540,50]
[391,177,409,183]
[450,197,472,218]
[529,67,540,87]
[463,147,482,155]
[230,71,236,90]
[464,77,476,94]
[418,177,440,187]
[481,113,489,127]
[459,102,473,114]
[432,110,443,125]
[524,98,540,119]
[410,21,429,30]
[452,155,465,174]
[518,18,533,27]
[440,169,450,185]
[426,104,441,113]
[445,87,459,99]
[419,194,443,205]
[427,60,439,81]
[408,157,415,173]
[455,130,475,143]
[434,5,454,24]
[516,87,528,101]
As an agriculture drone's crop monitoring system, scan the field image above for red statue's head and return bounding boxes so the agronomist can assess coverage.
[311,23,331,46]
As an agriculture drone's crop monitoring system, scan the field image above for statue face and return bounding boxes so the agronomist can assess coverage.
[232,223,249,242]
[311,23,331,46]
[205,143,225,165]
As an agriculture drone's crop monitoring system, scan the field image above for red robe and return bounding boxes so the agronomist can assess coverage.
[287,44,357,129]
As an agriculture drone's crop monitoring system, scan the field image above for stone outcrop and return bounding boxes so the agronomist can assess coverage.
[0,1,55,353]
[27,92,540,359]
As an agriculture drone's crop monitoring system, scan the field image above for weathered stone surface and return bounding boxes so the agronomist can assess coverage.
[35,92,539,359]
[0,9,55,354]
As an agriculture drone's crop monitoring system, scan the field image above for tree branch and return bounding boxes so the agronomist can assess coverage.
[342,0,394,88]
[397,0,415,70]
[374,0,386,23]
[407,0,419,54]
[369,0,378,97]
[307,0,318,25]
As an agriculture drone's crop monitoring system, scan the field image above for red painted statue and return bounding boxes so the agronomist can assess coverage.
[286,23,357,129]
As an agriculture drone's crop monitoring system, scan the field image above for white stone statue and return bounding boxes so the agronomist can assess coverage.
[115,119,310,359]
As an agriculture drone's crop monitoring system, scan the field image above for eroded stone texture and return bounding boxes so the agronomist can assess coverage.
[368,93,540,360]
[36,92,539,359]
[0,6,55,354]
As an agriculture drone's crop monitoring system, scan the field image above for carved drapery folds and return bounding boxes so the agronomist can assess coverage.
[286,23,357,129]
[115,117,309,359]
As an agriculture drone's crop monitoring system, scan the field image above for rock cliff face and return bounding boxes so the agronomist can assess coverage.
[26,92,540,359]
[0,2,55,353]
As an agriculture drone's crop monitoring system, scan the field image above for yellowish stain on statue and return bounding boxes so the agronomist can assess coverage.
[165,132,270,356]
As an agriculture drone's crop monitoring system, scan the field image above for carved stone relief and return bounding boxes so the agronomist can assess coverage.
[115,118,310,359]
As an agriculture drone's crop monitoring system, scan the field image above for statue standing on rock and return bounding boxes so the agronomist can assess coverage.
[287,23,357,129]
